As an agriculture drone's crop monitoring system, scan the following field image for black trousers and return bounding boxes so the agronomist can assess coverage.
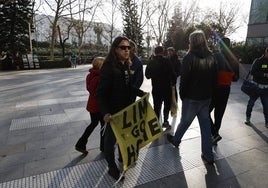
[76,112,105,151]
[209,86,230,136]
[103,123,118,169]
[152,89,172,123]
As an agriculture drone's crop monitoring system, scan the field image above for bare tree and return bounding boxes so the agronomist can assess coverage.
[163,0,200,50]
[136,0,158,56]
[57,16,73,57]
[71,0,102,57]
[99,0,122,46]
[179,0,200,29]
[43,0,79,60]
[202,1,242,38]
[148,0,171,45]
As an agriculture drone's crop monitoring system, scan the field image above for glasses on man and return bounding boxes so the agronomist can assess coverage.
[117,45,131,50]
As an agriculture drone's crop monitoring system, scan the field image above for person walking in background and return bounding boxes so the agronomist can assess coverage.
[167,47,181,89]
[129,40,144,102]
[0,51,8,70]
[13,52,22,70]
[246,47,268,128]
[75,57,105,154]
[70,52,77,68]
[209,37,239,145]
[145,46,176,129]
[167,30,217,164]
[96,36,145,181]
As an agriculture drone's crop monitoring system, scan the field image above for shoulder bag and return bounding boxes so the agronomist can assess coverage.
[241,71,259,96]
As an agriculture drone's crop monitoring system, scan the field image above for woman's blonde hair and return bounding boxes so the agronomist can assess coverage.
[92,57,105,69]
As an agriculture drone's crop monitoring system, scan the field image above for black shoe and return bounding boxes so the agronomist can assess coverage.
[118,157,123,163]
[167,134,179,148]
[244,120,252,126]
[201,154,214,165]
[162,121,171,129]
[244,116,253,126]
[108,167,124,181]
[212,135,222,145]
[75,147,88,155]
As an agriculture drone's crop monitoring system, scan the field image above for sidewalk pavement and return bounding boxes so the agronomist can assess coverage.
[0,65,267,188]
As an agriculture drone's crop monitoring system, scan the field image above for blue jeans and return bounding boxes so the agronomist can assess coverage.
[246,93,259,118]
[173,98,213,159]
[259,88,268,124]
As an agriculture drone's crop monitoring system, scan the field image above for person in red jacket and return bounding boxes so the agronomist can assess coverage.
[14,52,22,70]
[75,57,105,154]
[209,37,239,145]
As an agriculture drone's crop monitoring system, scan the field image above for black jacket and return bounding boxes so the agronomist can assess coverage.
[251,55,268,85]
[169,54,181,80]
[179,48,217,100]
[96,60,144,116]
[145,55,176,93]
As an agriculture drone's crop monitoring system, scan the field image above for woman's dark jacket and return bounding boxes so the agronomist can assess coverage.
[179,48,217,100]
[96,60,144,116]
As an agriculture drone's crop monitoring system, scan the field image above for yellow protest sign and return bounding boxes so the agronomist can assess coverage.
[110,93,163,171]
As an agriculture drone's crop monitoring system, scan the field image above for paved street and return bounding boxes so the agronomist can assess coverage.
[0,65,267,188]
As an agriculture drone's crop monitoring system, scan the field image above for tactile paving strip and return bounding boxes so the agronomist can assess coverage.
[16,96,87,108]
[0,145,198,188]
[10,108,90,131]
[10,114,69,131]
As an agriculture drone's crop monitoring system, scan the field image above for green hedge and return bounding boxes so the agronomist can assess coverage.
[39,58,71,69]
[233,45,266,64]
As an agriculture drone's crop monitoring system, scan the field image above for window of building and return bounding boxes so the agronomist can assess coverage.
[249,0,268,24]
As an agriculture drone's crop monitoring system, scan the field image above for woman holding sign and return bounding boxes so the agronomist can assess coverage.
[96,36,144,181]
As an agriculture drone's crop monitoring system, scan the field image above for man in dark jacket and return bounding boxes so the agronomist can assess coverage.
[167,30,217,164]
[145,46,176,129]
[249,47,268,128]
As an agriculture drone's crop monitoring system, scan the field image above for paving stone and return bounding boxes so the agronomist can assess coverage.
[1,65,267,187]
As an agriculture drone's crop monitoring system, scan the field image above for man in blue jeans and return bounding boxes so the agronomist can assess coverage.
[245,47,268,128]
[167,30,217,164]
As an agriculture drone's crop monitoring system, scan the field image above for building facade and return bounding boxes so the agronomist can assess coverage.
[246,0,268,46]
[33,14,121,47]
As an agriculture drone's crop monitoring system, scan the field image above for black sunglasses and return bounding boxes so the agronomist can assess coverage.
[117,45,131,50]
